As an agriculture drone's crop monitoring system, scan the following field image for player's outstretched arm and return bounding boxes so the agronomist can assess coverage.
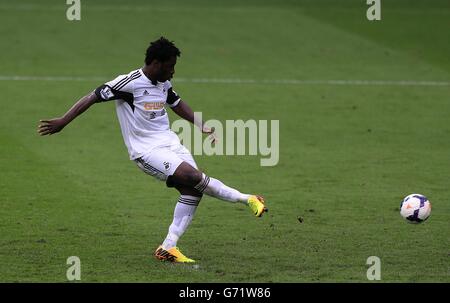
[38,91,99,136]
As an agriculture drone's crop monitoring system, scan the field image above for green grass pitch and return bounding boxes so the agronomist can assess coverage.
[0,0,449,282]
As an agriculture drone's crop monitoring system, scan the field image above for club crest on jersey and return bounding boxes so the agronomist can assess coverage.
[163,161,171,170]
[100,86,114,100]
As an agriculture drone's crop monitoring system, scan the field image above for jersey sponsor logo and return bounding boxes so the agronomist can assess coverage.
[100,86,114,100]
[144,102,165,110]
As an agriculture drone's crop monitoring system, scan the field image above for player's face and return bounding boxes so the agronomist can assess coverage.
[158,56,177,82]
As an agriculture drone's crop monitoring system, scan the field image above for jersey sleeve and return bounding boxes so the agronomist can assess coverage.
[94,74,134,103]
[165,81,181,108]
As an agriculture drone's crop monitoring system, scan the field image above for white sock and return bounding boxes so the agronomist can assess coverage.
[161,195,200,250]
[194,173,250,204]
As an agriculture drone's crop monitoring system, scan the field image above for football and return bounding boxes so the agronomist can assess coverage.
[400,194,432,223]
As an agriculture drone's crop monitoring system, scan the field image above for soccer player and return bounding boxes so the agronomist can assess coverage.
[38,37,267,263]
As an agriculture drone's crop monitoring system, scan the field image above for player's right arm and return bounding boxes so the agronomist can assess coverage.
[38,72,135,136]
[38,91,99,136]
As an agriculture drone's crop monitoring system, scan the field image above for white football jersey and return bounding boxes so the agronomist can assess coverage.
[95,68,182,160]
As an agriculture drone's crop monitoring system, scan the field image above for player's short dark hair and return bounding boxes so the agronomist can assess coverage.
[145,37,181,65]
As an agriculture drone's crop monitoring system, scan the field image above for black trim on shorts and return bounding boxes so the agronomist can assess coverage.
[135,157,165,176]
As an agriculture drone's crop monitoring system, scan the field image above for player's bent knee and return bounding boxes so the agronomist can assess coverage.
[174,185,203,197]
[172,162,202,187]
[166,175,176,188]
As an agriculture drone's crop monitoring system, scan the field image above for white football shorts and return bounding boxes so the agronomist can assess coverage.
[134,143,198,182]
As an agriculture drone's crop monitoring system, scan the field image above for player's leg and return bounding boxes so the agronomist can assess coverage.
[170,162,268,217]
[135,148,199,263]
[155,185,201,263]
[171,162,247,202]
[168,144,267,216]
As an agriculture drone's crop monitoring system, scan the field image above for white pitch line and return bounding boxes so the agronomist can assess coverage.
[0,5,258,13]
[0,75,106,82]
[176,78,450,87]
[0,75,448,87]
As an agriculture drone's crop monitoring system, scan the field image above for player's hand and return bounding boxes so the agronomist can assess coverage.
[202,126,218,144]
[38,118,67,136]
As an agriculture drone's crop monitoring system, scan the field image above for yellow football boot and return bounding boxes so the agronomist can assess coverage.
[247,195,268,217]
[154,246,195,263]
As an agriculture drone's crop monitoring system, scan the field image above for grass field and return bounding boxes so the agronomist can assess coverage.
[0,0,449,282]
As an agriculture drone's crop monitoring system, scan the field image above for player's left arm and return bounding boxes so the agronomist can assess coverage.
[171,100,200,128]
[166,86,215,139]
[171,100,216,139]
